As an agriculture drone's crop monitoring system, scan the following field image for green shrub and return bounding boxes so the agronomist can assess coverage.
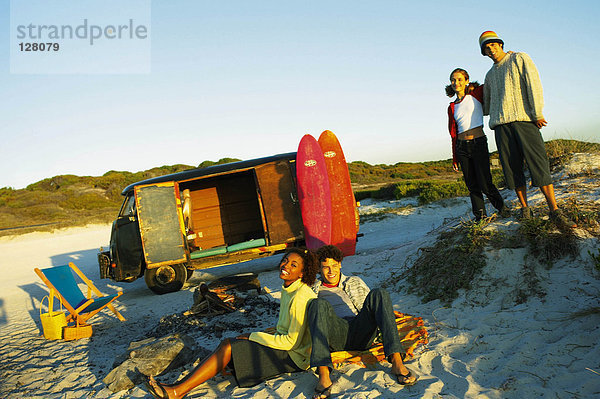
[26,204,65,220]
[393,181,426,198]
[545,139,600,170]
[198,158,241,169]
[59,193,119,210]
[354,180,471,204]
[349,159,454,185]
[354,190,373,201]
[418,181,468,204]
[518,212,578,268]
[545,139,600,159]
[491,169,505,188]
[401,220,496,303]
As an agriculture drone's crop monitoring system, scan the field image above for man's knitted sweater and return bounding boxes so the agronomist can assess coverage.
[311,273,370,313]
[483,52,544,129]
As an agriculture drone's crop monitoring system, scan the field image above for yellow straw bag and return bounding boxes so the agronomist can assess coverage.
[39,295,67,340]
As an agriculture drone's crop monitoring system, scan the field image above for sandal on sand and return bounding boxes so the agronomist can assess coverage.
[144,377,169,399]
[312,383,333,399]
[397,369,417,386]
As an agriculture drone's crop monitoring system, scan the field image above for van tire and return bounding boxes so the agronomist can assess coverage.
[144,264,187,294]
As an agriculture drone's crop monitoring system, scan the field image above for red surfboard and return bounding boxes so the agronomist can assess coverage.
[318,130,358,256]
[296,134,332,250]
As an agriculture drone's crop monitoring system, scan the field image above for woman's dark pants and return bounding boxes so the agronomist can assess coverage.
[456,136,504,220]
[308,288,402,368]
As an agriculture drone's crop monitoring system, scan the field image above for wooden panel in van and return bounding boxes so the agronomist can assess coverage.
[185,171,264,250]
[255,161,303,244]
[191,206,220,223]
[188,186,225,249]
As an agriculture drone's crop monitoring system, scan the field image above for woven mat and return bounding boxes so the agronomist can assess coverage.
[330,311,428,369]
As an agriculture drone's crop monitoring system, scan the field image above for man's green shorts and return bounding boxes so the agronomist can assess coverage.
[493,121,552,190]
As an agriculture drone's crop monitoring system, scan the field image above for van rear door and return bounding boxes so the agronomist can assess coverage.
[135,182,188,268]
[255,160,304,244]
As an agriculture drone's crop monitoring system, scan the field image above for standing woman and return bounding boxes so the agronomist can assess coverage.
[146,248,320,399]
[446,68,508,221]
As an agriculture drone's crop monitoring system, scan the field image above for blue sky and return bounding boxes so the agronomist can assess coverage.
[1,0,599,189]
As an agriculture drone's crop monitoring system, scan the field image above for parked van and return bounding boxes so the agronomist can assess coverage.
[98,153,306,294]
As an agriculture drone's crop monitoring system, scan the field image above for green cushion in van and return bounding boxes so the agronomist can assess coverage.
[190,246,227,259]
[227,238,266,252]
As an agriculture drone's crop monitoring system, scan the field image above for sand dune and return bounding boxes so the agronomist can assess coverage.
[1,154,599,398]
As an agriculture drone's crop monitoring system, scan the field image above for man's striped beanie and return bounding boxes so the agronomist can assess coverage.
[479,31,504,55]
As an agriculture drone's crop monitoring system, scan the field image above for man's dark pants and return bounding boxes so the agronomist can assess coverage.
[308,288,402,368]
[494,121,552,190]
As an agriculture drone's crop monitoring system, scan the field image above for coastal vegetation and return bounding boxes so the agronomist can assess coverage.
[396,197,599,304]
[1,139,598,236]
[0,159,240,235]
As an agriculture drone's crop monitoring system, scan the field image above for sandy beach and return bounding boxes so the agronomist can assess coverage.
[1,154,599,398]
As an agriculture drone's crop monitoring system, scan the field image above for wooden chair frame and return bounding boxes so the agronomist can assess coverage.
[35,262,125,325]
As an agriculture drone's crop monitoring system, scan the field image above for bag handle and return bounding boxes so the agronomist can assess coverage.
[40,294,63,317]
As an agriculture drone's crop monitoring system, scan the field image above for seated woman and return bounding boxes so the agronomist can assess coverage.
[145,247,320,399]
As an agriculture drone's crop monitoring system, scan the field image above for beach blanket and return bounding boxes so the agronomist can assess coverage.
[330,311,428,369]
[263,311,428,369]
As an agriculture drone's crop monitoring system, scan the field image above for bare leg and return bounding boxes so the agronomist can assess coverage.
[148,339,233,399]
[515,186,528,208]
[540,184,558,211]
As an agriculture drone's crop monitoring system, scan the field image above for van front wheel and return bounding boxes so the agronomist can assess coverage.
[144,264,187,294]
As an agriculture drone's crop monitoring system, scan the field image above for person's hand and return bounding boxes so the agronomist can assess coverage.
[452,161,459,172]
[535,118,548,128]
[236,333,250,340]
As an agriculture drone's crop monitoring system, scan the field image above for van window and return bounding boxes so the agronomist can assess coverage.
[119,194,136,217]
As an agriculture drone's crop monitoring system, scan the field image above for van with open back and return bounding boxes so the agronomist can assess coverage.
[98,153,305,294]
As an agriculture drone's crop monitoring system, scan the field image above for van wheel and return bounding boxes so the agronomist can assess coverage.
[144,264,187,295]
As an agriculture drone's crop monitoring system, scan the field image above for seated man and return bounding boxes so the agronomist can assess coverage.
[308,245,417,398]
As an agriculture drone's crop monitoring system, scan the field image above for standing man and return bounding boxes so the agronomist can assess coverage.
[479,30,575,228]
[307,245,416,398]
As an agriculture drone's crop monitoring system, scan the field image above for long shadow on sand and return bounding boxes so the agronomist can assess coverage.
[48,248,104,272]
[0,299,6,327]
[19,247,136,331]
[16,282,50,332]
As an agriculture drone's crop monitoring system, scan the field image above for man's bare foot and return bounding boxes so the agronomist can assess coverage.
[396,369,417,386]
[312,382,333,399]
[390,353,417,385]
[313,366,333,398]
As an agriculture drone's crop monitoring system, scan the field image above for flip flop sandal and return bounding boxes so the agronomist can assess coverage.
[144,377,169,399]
[312,383,333,399]
[397,369,418,386]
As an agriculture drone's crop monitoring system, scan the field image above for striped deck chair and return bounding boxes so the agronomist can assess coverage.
[35,262,125,325]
